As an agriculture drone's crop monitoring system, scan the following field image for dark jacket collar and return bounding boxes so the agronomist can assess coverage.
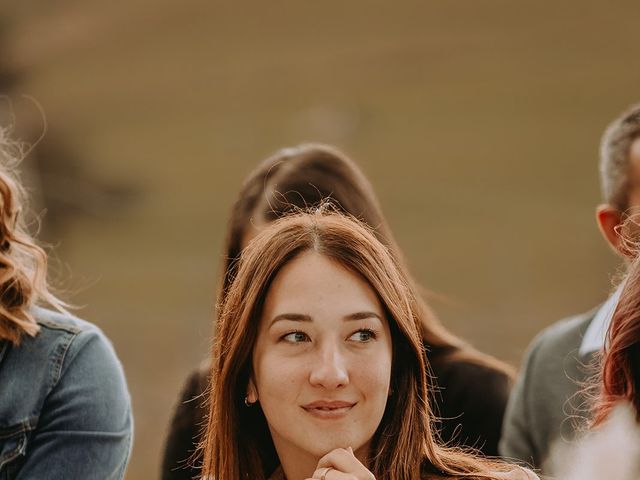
[0,340,9,364]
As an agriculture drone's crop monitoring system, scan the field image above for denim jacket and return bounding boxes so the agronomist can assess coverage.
[0,307,132,479]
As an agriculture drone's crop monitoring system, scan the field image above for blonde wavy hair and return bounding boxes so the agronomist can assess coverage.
[0,127,66,344]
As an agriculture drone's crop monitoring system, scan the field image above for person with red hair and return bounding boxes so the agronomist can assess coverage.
[594,226,640,425]
[500,103,640,474]
[200,208,536,480]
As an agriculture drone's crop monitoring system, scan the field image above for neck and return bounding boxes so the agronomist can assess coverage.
[277,444,321,480]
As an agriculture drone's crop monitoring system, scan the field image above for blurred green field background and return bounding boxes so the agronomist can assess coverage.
[3,1,640,478]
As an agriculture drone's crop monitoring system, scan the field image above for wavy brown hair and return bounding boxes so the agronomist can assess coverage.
[592,212,640,425]
[221,143,512,371]
[0,128,66,344]
[593,262,640,425]
[202,209,524,480]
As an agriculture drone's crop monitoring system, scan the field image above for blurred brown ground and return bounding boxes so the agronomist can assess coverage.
[3,1,640,478]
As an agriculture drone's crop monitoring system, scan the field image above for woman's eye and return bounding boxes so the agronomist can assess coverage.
[281,331,310,343]
[349,329,377,343]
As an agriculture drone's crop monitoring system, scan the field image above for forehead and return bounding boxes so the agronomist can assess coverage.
[261,251,383,319]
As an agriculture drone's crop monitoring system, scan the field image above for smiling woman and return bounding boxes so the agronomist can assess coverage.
[249,251,393,478]
[201,209,536,480]
[164,144,514,480]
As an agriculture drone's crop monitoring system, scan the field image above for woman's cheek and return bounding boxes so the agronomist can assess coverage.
[353,352,392,391]
[258,351,307,398]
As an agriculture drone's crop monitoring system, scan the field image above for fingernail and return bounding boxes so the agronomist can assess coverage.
[348,446,353,454]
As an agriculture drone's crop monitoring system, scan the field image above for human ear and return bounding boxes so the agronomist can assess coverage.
[246,378,258,404]
[596,204,630,257]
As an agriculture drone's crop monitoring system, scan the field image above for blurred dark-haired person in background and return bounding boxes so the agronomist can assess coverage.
[0,129,132,479]
[500,103,640,473]
[162,144,514,479]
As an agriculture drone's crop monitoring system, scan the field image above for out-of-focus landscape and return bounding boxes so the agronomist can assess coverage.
[2,1,640,477]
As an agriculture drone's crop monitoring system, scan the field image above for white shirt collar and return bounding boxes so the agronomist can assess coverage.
[579,283,624,356]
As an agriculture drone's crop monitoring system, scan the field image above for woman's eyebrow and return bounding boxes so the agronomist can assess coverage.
[269,311,382,327]
[269,313,312,328]
[344,311,383,321]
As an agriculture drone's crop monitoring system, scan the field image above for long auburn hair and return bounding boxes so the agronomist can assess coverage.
[593,224,640,425]
[0,128,66,345]
[202,210,520,480]
[221,143,511,370]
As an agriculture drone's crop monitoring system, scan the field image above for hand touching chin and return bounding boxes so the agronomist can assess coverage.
[306,447,375,480]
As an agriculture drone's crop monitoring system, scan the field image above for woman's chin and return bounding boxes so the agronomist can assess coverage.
[304,436,369,459]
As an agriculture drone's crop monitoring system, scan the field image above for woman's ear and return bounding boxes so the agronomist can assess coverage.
[246,378,258,404]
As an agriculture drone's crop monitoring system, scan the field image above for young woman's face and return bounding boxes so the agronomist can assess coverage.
[250,251,393,462]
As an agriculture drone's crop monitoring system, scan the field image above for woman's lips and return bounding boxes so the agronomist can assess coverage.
[301,400,356,419]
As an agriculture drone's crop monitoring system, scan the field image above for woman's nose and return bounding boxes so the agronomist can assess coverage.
[308,342,349,389]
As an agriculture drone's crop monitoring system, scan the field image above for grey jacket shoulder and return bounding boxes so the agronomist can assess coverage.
[500,308,598,472]
[527,309,595,359]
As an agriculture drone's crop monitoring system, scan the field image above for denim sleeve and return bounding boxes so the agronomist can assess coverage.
[16,327,133,480]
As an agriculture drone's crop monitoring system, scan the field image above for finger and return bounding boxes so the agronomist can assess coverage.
[315,448,374,479]
[311,467,334,480]
[316,448,359,473]
[311,468,361,480]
